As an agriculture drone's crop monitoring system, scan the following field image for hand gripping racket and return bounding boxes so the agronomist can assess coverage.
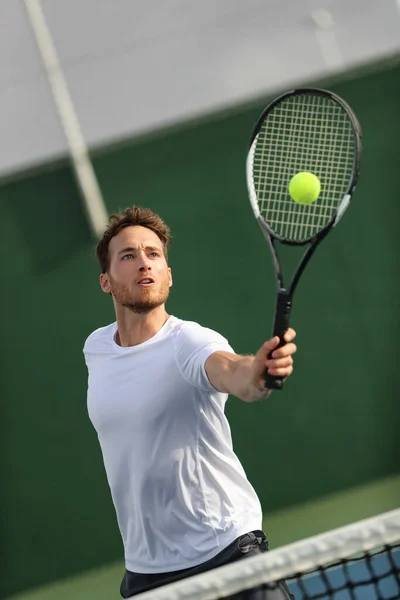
[246,88,362,390]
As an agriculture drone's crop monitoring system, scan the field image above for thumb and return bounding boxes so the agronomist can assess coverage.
[256,336,280,361]
[264,336,281,353]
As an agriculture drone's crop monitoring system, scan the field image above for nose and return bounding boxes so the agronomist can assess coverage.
[138,253,152,272]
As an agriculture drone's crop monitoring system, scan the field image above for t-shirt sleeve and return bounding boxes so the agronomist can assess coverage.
[174,321,235,391]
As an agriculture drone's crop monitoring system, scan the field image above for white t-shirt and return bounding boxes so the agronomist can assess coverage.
[83,316,262,573]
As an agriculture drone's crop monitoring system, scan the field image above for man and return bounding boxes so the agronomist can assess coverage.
[84,206,297,599]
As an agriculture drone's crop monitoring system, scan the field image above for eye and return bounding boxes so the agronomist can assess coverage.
[149,252,160,258]
[122,253,133,260]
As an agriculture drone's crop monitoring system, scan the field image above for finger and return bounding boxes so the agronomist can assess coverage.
[283,328,296,342]
[267,365,294,377]
[266,356,293,369]
[271,343,297,359]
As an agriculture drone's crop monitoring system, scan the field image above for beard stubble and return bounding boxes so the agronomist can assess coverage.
[108,274,170,314]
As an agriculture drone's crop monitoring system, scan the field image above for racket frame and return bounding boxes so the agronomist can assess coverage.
[246,88,362,390]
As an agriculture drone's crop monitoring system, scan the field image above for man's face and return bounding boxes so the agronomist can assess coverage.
[100,226,172,313]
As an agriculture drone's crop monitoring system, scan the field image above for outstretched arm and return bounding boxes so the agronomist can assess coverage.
[205,329,297,402]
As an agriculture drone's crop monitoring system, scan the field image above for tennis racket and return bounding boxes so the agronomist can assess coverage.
[246,88,362,390]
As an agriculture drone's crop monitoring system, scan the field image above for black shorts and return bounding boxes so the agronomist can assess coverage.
[120,530,294,599]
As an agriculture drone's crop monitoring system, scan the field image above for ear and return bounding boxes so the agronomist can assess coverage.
[100,273,111,294]
[168,267,173,288]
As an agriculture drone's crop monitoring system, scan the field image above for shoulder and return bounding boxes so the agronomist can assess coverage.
[172,319,234,361]
[83,322,116,354]
[174,319,229,348]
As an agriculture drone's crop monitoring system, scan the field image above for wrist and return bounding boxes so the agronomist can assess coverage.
[247,384,272,403]
[233,356,273,402]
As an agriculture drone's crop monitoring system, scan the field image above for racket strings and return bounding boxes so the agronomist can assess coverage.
[252,93,356,242]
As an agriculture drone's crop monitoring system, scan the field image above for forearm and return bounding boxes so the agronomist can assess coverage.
[205,352,271,402]
[206,337,295,402]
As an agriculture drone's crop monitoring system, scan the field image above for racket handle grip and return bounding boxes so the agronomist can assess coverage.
[265,292,292,391]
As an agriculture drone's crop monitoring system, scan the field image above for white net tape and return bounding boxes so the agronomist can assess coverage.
[134,509,400,599]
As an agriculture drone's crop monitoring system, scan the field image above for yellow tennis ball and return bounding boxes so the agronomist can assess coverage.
[289,172,321,204]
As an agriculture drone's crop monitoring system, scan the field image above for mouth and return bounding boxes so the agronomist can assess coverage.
[137,278,154,287]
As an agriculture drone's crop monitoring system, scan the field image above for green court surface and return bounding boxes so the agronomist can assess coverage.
[7,473,399,600]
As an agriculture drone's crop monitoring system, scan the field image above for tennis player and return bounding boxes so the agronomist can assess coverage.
[84,206,296,599]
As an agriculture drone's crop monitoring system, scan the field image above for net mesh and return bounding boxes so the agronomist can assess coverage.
[287,545,400,599]
[250,92,357,243]
[135,509,400,600]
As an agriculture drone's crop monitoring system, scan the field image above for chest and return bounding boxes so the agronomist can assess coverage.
[87,349,192,436]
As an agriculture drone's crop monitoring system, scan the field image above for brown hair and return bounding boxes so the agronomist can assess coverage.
[96,206,172,273]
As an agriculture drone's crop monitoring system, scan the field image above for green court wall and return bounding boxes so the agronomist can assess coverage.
[1,63,399,598]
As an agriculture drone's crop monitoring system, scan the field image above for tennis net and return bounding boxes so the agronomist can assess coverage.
[134,508,400,599]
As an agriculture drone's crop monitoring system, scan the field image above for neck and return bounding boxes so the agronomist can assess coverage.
[114,305,169,347]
